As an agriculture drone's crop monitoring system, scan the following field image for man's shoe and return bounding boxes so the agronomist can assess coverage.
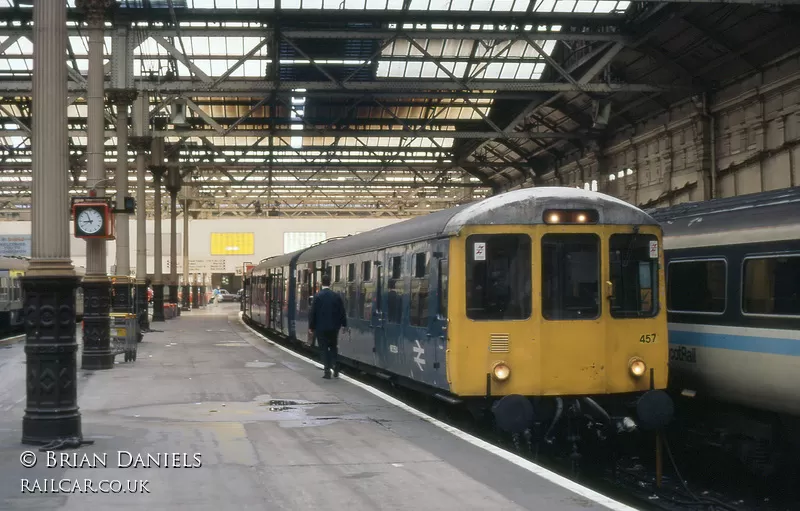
[322,373,331,379]
[333,370,339,378]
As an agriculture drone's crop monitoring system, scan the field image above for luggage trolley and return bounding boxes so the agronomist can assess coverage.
[110,276,138,363]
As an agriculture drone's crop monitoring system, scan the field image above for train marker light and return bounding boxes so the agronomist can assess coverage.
[543,209,598,225]
[492,362,511,381]
[629,357,647,378]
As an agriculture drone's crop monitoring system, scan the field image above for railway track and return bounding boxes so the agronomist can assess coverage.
[241,314,797,511]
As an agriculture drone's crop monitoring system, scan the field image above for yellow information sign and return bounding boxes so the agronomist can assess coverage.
[210,232,255,255]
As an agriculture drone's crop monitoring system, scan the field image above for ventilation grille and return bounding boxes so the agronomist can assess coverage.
[489,334,510,353]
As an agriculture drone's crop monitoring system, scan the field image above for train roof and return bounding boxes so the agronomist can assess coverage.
[273,187,656,264]
[648,187,800,249]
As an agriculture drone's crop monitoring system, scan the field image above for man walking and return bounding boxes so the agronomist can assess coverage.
[308,274,347,379]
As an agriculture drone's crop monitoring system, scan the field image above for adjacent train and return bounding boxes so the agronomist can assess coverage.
[243,187,675,453]
[649,187,800,476]
[0,256,86,335]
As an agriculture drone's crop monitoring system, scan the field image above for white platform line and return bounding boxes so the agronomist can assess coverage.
[238,313,637,511]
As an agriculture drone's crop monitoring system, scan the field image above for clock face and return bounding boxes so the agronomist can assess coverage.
[77,208,104,235]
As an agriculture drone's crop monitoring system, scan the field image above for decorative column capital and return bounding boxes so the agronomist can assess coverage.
[106,88,139,107]
[74,0,114,25]
[130,136,153,153]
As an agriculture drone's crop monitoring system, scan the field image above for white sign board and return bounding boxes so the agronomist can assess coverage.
[649,240,659,259]
[474,242,486,261]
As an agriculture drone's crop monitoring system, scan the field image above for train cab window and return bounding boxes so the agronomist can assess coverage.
[334,265,341,282]
[387,256,403,324]
[466,234,532,321]
[742,255,800,317]
[541,234,599,320]
[410,252,429,327]
[667,259,726,314]
[347,263,355,282]
[362,261,372,281]
[609,234,659,318]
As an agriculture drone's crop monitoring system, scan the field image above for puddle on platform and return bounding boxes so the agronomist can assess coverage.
[245,361,274,368]
[111,395,351,428]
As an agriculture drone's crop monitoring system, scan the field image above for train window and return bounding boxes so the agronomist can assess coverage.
[609,234,659,318]
[362,261,372,281]
[347,263,355,282]
[667,259,726,314]
[541,233,599,320]
[334,265,341,282]
[387,255,404,324]
[414,253,427,278]
[410,275,429,327]
[742,255,800,317]
[466,234,532,321]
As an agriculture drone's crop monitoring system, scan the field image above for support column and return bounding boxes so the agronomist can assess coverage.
[181,194,190,311]
[131,94,151,333]
[150,146,166,322]
[165,152,181,312]
[107,89,137,314]
[22,0,86,446]
[78,0,112,371]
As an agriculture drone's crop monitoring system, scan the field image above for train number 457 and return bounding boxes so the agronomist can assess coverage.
[639,333,657,344]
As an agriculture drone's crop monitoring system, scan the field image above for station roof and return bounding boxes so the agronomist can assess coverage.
[0,0,797,218]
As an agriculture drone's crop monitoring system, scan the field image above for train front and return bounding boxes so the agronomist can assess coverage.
[443,188,674,443]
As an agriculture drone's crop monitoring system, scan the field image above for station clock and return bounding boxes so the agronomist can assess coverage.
[73,202,115,239]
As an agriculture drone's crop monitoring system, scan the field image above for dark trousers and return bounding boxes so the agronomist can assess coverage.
[317,329,339,375]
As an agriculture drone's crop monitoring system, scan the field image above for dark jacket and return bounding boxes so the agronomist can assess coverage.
[309,287,347,332]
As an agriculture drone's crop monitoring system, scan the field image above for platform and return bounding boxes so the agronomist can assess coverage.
[0,304,631,511]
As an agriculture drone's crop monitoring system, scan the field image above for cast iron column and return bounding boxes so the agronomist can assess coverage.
[78,0,113,370]
[131,94,150,333]
[150,161,165,322]
[107,89,137,314]
[165,156,181,311]
[22,0,85,445]
[181,195,190,311]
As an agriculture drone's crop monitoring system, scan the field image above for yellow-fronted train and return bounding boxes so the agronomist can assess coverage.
[242,187,675,460]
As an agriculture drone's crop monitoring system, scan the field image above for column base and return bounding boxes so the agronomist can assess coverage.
[81,278,113,370]
[21,274,85,445]
[152,284,165,322]
[135,283,150,334]
[181,285,191,311]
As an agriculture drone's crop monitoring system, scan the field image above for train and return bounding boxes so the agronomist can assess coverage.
[0,256,86,335]
[649,187,800,477]
[242,187,675,457]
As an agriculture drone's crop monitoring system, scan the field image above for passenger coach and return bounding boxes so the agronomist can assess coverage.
[245,187,674,447]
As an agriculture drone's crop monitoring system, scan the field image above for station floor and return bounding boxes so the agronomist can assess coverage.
[0,304,630,511]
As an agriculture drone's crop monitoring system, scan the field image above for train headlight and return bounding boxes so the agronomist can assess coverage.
[629,357,647,378]
[492,362,511,381]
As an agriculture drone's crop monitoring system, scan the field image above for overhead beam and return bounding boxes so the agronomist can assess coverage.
[0,79,681,95]
[0,26,632,42]
[0,128,586,139]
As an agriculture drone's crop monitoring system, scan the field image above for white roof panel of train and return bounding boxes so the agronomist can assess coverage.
[442,187,656,235]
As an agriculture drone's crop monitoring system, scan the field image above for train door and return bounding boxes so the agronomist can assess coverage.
[538,230,606,395]
[371,252,387,368]
[246,277,253,318]
[428,243,449,386]
[265,273,272,327]
[383,251,405,374]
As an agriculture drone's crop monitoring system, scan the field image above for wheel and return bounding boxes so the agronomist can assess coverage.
[132,350,137,361]
[124,351,130,362]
